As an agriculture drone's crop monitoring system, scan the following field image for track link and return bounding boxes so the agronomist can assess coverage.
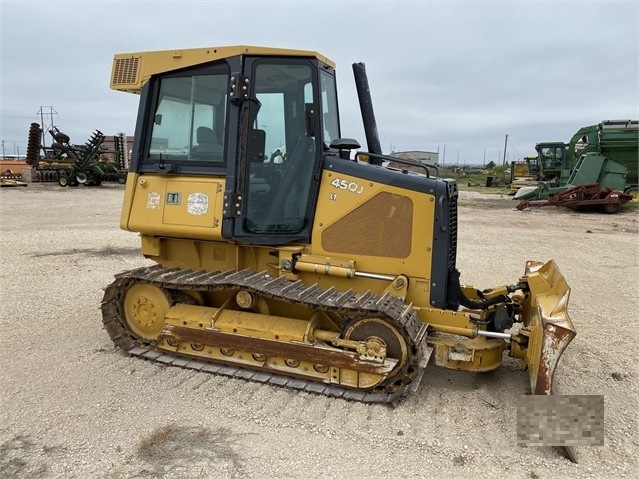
[101,265,430,404]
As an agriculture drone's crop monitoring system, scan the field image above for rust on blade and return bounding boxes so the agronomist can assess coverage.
[533,302,575,395]
[521,260,576,396]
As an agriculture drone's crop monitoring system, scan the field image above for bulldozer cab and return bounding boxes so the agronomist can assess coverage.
[129,51,336,245]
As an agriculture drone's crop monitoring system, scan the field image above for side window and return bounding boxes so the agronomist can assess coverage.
[555,147,564,167]
[320,70,340,147]
[150,77,192,154]
[541,147,553,168]
[147,70,228,166]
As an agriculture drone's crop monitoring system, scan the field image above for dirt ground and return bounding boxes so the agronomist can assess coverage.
[0,183,637,479]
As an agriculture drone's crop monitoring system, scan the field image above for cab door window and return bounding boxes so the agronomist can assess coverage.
[243,61,319,235]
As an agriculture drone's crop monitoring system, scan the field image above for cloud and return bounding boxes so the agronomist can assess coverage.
[1,0,637,164]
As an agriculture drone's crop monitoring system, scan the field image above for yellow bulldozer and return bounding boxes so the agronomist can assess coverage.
[104,45,575,435]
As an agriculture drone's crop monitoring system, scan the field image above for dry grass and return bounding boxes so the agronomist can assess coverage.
[131,425,245,477]
[137,425,175,459]
[0,435,48,478]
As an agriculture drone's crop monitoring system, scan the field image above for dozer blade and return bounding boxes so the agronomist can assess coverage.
[521,260,576,396]
[519,260,577,462]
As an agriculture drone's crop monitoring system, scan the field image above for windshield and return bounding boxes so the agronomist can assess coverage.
[539,146,564,170]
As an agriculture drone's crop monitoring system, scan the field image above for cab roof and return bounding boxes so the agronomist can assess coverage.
[111,45,335,94]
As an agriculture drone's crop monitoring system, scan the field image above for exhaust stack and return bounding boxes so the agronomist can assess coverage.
[352,62,383,164]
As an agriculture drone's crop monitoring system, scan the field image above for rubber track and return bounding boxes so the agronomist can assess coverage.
[101,265,429,404]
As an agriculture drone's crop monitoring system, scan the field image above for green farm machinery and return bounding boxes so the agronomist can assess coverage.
[25,123,128,186]
[515,120,638,212]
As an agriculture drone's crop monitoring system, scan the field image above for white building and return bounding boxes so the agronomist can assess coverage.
[391,150,439,165]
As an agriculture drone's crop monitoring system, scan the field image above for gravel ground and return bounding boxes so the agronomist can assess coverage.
[0,183,637,479]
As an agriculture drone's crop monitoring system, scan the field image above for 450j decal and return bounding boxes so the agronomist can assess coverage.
[330,178,364,194]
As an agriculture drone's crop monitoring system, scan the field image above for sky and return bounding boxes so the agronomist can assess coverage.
[1,0,637,166]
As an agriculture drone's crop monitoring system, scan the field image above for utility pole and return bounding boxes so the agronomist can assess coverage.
[1,140,5,159]
[502,134,508,165]
[38,106,58,146]
[442,144,446,165]
[483,148,486,166]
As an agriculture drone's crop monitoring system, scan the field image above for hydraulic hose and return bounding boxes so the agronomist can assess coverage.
[447,268,508,310]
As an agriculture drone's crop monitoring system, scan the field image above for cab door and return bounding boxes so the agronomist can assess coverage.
[226,57,324,245]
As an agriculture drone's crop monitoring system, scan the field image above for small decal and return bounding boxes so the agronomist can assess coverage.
[166,192,181,205]
[187,192,209,215]
[146,192,160,209]
[330,178,364,194]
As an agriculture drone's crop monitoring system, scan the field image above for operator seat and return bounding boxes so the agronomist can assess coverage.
[268,135,316,226]
[192,126,223,158]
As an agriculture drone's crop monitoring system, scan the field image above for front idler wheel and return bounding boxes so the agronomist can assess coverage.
[123,283,171,340]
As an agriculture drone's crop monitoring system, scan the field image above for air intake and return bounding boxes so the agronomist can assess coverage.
[111,57,140,85]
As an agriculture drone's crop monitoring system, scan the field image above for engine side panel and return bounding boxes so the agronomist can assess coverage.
[311,158,457,309]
